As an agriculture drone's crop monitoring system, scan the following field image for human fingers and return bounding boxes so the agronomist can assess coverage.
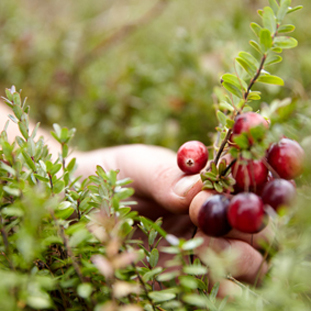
[75,144,203,214]
[195,229,269,285]
[189,191,274,250]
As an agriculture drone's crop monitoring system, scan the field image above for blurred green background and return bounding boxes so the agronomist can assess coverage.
[0,0,310,151]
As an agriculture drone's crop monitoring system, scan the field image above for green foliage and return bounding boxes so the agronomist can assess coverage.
[1,0,311,151]
[1,1,311,310]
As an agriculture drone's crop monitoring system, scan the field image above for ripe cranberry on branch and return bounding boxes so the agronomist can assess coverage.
[176,1,305,236]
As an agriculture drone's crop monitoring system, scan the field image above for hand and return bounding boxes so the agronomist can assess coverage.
[74,144,274,297]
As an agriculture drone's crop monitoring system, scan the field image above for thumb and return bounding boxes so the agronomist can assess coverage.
[113,144,203,214]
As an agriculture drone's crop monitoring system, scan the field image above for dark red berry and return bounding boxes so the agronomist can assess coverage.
[198,195,232,237]
[267,138,305,180]
[177,141,208,174]
[227,192,264,234]
[261,178,296,211]
[232,159,268,193]
[231,112,269,145]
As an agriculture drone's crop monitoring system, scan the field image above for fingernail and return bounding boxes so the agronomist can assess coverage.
[174,174,201,197]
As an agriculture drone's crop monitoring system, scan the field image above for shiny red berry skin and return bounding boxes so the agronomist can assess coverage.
[227,192,264,234]
[232,159,268,193]
[198,195,232,237]
[267,138,305,180]
[261,179,296,211]
[231,112,269,145]
[177,141,208,174]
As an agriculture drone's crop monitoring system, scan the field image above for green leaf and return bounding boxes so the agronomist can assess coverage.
[53,180,65,194]
[249,40,262,53]
[277,0,291,21]
[2,206,24,217]
[148,291,176,302]
[183,265,208,275]
[12,92,21,107]
[271,46,283,53]
[247,91,261,101]
[278,24,295,33]
[62,144,69,158]
[217,111,227,126]
[257,75,284,85]
[250,22,262,37]
[236,58,253,76]
[222,82,243,98]
[3,186,21,197]
[12,104,23,120]
[269,0,279,15]
[181,237,204,251]
[34,174,49,182]
[149,248,159,268]
[219,101,234,112]
[18,121,29,140]
[67,158,76,172]
[30,122,40,139]
[142,267,163,282]
[179,275,199,289]
[22,149,36,171]
[77,283,93,299]
[226,118,235,129]
[52,123,62,137]
[237,51,258,74]
[265,55,282,66]
[260,29,272,52]
[221,73,247,90]
[156,271,180,282]
[202,180,214,190]
[214,182,223,193]
[233,134,249,149]
[27,296,52,309]
[50,163,62,175]
[182,294,209,307]
[148,229,158,246]
[5,88,13,101]
[274,36,298,49]
[263,6,277,34]
[287,5,303,14]
[210,282,220,302]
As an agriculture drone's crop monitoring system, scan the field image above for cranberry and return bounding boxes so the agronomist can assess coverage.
[261,178,296,211]
[267,138,305,180]
[232,159,268,193]
[198,195,232,237]
[231,112,269,146]
[177,140,208,174]
[227,192,264,234]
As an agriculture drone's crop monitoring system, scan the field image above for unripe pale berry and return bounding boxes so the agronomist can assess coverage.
[177,140,208,174]
[267,138,305,180]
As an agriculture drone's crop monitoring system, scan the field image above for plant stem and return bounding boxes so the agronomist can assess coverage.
[213,51,268,168]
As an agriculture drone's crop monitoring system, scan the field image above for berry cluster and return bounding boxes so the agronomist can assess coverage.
[177,111,305,236]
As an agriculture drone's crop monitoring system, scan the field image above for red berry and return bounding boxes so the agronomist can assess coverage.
[267,138,305,180]
[177,141,208,174]
[198,195,232,237]
[227,192,264,234]
[232,159,268,193]
[231,112,269,145]
[261,178,296,211]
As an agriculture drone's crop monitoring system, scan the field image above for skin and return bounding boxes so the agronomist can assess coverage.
[0,102,274,298]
